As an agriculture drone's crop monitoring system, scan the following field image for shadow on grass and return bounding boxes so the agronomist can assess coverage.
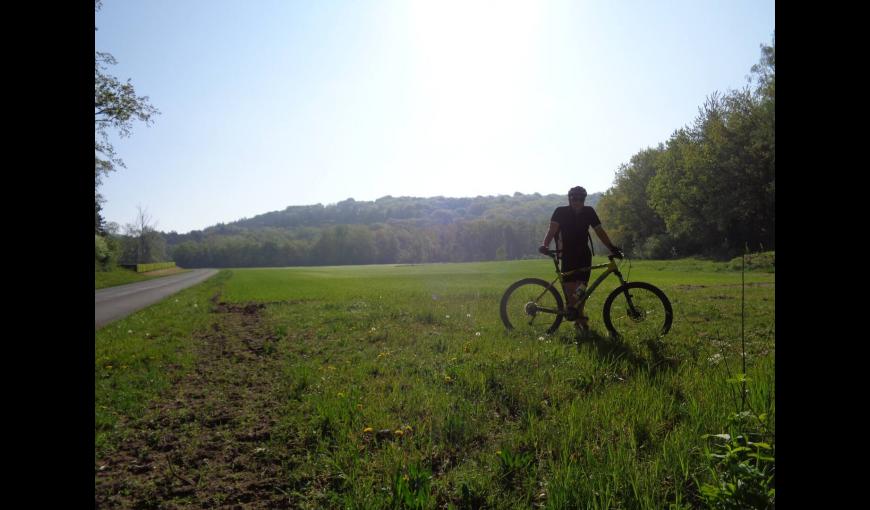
[562,328,680,377]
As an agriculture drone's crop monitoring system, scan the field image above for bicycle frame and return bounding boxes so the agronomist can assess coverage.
[534,254,629,315]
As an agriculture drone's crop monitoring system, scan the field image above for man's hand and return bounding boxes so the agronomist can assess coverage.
[538,245,550,255]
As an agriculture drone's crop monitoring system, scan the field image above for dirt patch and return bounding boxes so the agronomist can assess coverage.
[95,299,298,509]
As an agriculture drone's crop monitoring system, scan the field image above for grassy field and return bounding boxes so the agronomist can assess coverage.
[95,265,190,289]
[95,257,774,508]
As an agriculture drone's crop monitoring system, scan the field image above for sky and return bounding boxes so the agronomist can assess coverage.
[95,0,774,234]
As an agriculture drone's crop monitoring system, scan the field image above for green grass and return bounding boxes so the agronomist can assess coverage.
[95,271,227,456]
[95,256,774,508]
[95,265,190,289]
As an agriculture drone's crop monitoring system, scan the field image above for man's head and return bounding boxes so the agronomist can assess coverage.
[568,186,587,210]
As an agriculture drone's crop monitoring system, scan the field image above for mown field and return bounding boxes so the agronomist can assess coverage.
[95,256,774,509]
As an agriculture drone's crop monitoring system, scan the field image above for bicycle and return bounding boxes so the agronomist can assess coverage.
[499,249,673,339]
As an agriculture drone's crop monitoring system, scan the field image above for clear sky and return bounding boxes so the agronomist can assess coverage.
[96,0,774,234]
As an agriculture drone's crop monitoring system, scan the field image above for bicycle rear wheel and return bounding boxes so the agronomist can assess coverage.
[602,282,673,340]
[500,278,565,336]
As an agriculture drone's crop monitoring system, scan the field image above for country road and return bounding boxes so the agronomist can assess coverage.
[95,269,219,329]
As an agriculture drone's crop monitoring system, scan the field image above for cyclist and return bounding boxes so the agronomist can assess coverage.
[539,186,623,331]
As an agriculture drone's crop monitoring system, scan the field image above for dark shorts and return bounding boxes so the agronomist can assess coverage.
[561,249,592,283]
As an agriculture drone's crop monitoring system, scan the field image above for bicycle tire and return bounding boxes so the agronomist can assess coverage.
[500,278,565,335]
[602,282,673,340]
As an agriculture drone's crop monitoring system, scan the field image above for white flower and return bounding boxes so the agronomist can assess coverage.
[128,330,133,334]
[445,315,450,319]
[371,327,377,332]
[708,353,723,365]
[475,332,481,337]
[466,314,471,318]
[538,336,545,341]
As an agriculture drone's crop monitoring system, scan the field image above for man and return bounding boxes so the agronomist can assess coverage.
[539,186,623,331]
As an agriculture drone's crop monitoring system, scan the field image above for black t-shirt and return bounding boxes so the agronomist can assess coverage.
[550,205,601,255]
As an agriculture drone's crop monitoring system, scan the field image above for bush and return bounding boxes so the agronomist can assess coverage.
[95,235,113,271]
[639,234,678,259]
[728,251,775,272]
[136,262,176,273]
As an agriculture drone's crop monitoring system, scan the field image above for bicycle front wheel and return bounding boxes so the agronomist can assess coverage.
[602,282,673,340]
[500,278,565,336]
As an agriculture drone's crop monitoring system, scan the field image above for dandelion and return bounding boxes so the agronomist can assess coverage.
[337,392,345,398]
[363,427,374,434]
[403,425,412,432]
[444,375,453,383]
[394,429,404,437]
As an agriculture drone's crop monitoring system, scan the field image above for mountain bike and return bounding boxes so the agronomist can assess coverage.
[499,250,673,339]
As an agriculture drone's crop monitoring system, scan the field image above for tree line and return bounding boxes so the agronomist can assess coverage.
[166,193,607,267]
[596,35,774,259]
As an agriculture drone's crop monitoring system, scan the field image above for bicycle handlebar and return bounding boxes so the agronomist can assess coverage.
[540,248,624,260]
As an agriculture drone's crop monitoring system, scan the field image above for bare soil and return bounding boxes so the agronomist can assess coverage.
[95,297,299,509]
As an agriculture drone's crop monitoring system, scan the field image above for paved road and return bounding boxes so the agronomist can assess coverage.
[95,269,219,330]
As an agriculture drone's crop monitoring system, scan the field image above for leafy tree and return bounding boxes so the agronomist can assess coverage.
[597,147,671,257]
[94,0,159,233]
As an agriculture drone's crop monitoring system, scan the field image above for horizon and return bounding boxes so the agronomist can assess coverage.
[96,1,774,234]
[149,189,604,234]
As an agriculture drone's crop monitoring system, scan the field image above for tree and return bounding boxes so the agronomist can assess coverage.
[123,206,166,263]
[597,147,672,257]
[95,0,159,233]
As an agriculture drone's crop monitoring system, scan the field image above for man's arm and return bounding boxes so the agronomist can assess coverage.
[539,221,560,252]
[593,225,620,253]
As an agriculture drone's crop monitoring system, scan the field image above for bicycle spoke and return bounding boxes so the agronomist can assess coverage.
[606,284,671,341]
[500,280,564,336]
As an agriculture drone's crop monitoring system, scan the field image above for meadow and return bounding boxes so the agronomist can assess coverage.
[95,256,774,509]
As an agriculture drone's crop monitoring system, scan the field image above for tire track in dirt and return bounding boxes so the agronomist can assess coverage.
[95,296,298,509]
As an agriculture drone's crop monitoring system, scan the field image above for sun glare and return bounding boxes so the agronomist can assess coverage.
[405,1,545,179]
